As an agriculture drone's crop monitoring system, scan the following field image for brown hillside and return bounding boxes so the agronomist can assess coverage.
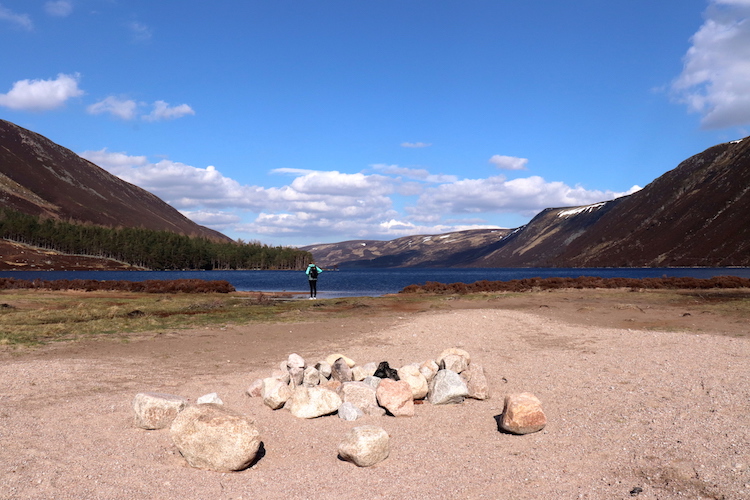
[0,119,229,241]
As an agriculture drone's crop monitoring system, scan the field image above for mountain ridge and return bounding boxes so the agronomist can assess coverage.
[0,119,229,242]
[306,137,750,268]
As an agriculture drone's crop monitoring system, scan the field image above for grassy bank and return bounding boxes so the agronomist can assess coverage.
[2,286,748,347]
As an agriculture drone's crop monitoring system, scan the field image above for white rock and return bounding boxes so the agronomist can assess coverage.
[427,369,469,405]
[132,392,188,430]
[440,353,468,374]
[262,377,293,410]
[303,366,320,386]
[287,353,306,370]
[170,404,261,472]
[352,362,377,381]
[338,401,364,421]
[337,381,378,411]
[397,363,429,400]
[419,359,439,382]
[437,348,471,368]
[338,426,390,467]
[197,392,223,405]
[362,376,382,390]
[315,361,332,379]
[287,386,342,419]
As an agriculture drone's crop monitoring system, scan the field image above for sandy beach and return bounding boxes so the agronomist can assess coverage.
[1,289,748,499]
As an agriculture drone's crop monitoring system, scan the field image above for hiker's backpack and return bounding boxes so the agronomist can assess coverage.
[309,266,318,279]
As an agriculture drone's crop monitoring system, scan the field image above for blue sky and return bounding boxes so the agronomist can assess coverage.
[2,0,749,246]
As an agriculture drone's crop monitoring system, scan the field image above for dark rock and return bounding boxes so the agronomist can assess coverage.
[373,361,399,381]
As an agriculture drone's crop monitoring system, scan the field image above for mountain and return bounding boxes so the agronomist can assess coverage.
[306,137,750,268]
[0,119,229,241]
[301,229,510,268]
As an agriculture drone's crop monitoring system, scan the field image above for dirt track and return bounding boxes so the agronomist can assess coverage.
[1,290,748,499]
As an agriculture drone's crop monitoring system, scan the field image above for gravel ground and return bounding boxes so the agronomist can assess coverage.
[1,292,749,500]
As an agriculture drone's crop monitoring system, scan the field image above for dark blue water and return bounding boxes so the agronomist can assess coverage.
[1,267,749,299]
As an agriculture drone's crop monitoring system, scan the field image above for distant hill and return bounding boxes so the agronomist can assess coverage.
[0,119,229,241]
[0,119,312,271]
[301,229,510,268]
[306,137,750,268]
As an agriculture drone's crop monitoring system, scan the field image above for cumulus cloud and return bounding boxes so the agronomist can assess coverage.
[401,141,432,148]
[79,149,640,244]
[0,73,83,111]
[0,4,32,30]
[44,1,73,17]
[87,96,138,120]
[489,155,529,170]
[142,100,195,121]
[408,175,640,222]
[671,0,750,128]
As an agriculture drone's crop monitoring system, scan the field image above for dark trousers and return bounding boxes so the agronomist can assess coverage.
[309,279,317,297]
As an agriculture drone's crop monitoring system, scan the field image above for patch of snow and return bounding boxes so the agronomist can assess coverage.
[361,243,366,246]
[422,236,432,242]
[439,235,451,239]
[730,138,744,144]
[557,202,606,218]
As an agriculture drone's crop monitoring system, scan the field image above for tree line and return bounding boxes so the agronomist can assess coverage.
[0,207,312,270]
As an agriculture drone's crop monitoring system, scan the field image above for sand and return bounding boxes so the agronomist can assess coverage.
[1,290,748,499]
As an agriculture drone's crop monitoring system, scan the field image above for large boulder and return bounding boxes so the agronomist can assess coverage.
[397,363,429,400]
[376,378,414,417]
[330,357,353,383]
[500,392,547,435]
[337,426,390,467]
[337,381,378,412]
[437,348,471,372]
[132,392,188,430]
[461,363,490,400]
[262,377,293,410]
[287,386,342,419]
[427,369,469,405]
[170,404,262,472]
[419,359,439,383]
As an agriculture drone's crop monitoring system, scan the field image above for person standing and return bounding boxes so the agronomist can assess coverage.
[305,262,323,299]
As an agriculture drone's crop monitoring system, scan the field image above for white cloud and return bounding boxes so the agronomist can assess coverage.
[179,210,241,229]
[372,164,458,183]
[671,0,750,128]
[401,141,432,148]
[87,96,138,120]
[45,1,73,17]
[129,21,153,42]
[489,155,529,170]
[0,73,83,111]
[142,100,195,121]
[408,175,639,221]
[79,149,640,244]
[0,5,32,30]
